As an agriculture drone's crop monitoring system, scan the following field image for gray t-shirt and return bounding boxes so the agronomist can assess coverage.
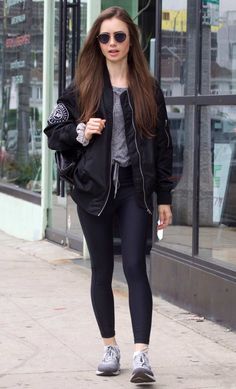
[111,87,130,167]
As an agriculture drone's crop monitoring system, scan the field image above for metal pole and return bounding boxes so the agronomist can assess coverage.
[41,0,55,234]
[192,0,202,256]
[155,0,162,82]
[59,0,67,197]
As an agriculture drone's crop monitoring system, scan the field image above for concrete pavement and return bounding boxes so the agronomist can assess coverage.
[0,230,236,389]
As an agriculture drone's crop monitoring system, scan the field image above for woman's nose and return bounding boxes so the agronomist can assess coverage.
[109,35,116,45]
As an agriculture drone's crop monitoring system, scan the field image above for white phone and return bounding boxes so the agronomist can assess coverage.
[157,219,164,240]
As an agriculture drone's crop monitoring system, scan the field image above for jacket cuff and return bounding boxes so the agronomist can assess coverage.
[156,191,172,205]
[76,123,90,146]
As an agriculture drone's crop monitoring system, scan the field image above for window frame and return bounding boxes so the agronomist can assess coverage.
[154,0,236,280]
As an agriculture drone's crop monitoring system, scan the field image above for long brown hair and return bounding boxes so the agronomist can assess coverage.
[75,6,157,137]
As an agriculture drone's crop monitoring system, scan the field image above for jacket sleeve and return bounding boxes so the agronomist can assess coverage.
[44,84,82,151]
[154,85,173,205]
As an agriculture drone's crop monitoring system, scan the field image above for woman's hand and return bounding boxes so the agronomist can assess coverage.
[84,118,106,141]
[157,204,172,230]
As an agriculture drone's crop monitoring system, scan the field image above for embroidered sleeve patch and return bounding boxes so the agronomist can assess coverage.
[48,103,69,124]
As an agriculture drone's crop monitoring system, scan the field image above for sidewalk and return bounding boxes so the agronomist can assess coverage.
[0,230,236,389]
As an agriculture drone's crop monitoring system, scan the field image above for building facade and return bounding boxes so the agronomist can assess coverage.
[0,0,235,328]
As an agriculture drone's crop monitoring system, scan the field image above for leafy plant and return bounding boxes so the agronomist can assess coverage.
[5,155,41,189]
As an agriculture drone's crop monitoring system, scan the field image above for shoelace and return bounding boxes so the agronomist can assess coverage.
[134,352,150,368]
[103,346,119,362]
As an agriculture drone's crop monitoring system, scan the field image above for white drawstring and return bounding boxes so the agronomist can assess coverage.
[113,161,120,198]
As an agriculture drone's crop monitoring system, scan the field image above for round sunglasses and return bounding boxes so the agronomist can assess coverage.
[97,31,127,45]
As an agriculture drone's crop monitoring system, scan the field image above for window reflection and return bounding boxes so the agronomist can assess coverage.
[199,106,236,266]
[161,0,197,97]
[161,0,236,96]
[0,0,44,191]
[208,3,236,95]
[157,105,193,255]
[159,103,236,264]
[168,108,185,184]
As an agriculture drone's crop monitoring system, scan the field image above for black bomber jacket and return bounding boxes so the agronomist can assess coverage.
[44,68,173,216]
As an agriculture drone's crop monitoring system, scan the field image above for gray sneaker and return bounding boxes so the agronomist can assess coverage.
[96,345,120,376]
[130,352,156,383]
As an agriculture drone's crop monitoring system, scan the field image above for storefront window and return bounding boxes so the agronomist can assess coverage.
[0,0,43,192]
[161,0,196,97]
[157,105,193,255]
[202,1,236,95]
[161,1,236,97]
[199,105,236,267]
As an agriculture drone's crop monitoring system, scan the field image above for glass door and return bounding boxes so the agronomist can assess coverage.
[46,0,86,250]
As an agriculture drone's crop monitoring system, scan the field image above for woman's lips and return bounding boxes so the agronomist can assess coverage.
[108,49,119,54]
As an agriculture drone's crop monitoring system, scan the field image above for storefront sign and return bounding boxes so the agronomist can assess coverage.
[10,60,25,69]
[11,14,26,24]
[5,34,30,48]
[213,143,232,223]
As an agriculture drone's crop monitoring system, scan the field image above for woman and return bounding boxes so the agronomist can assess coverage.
[45,6,173,384]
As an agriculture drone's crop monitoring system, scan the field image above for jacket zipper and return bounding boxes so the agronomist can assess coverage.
[127,91,152,215]
[164,119,170,148]
[98,161,112,216]
[98,95,114,216]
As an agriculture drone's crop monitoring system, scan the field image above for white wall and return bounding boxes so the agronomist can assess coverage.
[0,193,43,241]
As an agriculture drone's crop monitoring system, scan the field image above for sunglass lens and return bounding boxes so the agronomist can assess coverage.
[98,33,110,44]
[114,32,126,43]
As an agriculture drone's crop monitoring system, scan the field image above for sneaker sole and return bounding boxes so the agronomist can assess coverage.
[130,371,156,383]
[96,369,120,376]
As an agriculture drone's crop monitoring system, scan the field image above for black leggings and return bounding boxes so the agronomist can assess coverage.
[77,166,153,344]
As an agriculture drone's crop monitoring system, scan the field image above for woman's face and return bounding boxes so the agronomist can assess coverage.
[98,17,130,64]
